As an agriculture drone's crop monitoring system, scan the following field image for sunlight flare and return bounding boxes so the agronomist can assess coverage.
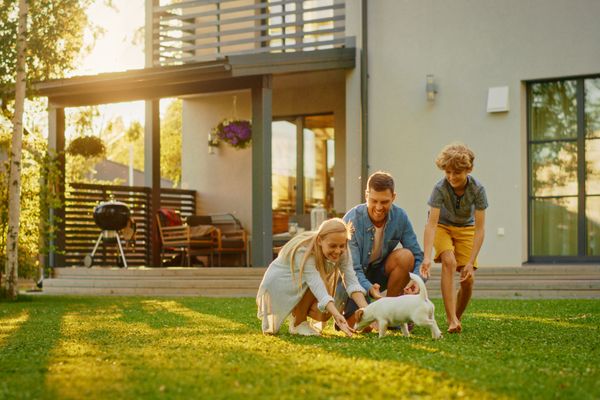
[141,299,247,330]
[473,312,594,329]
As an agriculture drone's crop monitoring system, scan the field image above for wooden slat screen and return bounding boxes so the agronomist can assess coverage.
[63,183,196,267]
[153,0,346,66]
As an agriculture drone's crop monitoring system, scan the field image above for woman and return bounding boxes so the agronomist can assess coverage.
[257,218,369,336]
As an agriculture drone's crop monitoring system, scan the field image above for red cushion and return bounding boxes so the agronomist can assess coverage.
[158,208,183,226]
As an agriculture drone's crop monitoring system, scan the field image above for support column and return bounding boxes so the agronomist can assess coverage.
[145,0,158,68]
[48,106,65,268]
[145,99,161,266]
[251,75,273,267]
[295,116,304,215]
[145,1,161,267]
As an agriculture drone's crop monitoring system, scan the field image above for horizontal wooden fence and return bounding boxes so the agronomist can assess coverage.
[63,183,196,268]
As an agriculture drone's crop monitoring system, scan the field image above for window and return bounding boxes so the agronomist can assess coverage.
[272,114,334,219]
[528,76,600,260]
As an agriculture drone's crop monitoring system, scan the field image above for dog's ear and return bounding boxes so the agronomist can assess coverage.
[355,308,365,323]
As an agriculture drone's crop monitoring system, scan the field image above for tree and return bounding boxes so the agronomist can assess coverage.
[4,0,28,300]
[1,0,92,299]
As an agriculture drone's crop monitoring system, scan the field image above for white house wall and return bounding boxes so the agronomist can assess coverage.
[181,91,253,229]
[360,0,600,266]
[344,0,365,208]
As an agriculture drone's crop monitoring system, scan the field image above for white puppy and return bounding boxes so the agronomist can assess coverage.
[354,273,442,339]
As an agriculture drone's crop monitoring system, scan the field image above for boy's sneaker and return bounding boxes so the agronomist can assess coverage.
[289,321,320,336]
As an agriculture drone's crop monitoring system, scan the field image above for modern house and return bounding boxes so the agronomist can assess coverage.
[36,0,600,268]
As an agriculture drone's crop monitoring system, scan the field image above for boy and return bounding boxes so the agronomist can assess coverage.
[420,143,488,333]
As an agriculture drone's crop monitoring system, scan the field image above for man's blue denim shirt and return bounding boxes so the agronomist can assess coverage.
[343,203,424,293]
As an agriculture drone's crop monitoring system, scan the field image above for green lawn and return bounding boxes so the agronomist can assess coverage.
[0,296,598,400]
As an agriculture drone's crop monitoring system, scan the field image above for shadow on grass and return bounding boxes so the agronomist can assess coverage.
[41,297,494,399]
[276,299,600,400]
[0,297,68,400]
[2,296,597,399]
[183,296,600,399]
[116,298,192,329]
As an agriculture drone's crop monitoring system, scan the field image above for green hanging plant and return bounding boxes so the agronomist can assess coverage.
[67,136,106,158]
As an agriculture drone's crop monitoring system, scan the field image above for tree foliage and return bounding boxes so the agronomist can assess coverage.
[0,0,92,294]
[160,99,182,187]
[0,0,92,109]
[0,108,60,281]
[529,81,579,195]
[108,99,183,187]
[530,78,600,196]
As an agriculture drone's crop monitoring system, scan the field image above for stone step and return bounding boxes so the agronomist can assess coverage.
[42,265,600,298]
[45,277,600,290]
[428,289,600,299]
[52,267,266,278]
[43,286,257,297]
[428,281,600,290]
[44,278,260,289]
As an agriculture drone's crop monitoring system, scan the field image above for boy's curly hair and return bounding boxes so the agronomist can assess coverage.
[435,143,475,171]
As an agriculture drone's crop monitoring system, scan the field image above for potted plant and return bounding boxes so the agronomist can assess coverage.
[66,136,106,158]
[212,118,252,149]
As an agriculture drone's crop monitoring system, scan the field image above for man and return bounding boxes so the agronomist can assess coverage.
[340,171,424,325]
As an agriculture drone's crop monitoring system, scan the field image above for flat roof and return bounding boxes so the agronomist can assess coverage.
[35,48,355,107]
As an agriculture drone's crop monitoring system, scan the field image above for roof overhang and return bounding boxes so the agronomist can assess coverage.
[35,48,355,107]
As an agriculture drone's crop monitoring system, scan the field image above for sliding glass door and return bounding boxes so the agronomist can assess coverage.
[272,114,334,220]
[528,77,600,260]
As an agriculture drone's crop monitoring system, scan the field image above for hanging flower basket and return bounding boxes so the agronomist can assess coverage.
[212,118,252,149]
[67,136,106,158]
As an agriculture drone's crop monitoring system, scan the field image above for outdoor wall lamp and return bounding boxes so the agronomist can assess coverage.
[426,74,438,101]
[208,132,220,155]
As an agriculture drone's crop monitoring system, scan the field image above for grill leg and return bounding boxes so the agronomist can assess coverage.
[115,235,128,269]
[90,233,103,258]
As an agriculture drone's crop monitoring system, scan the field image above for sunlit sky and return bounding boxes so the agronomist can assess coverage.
[64,0,165,138]
[74,0,145,76]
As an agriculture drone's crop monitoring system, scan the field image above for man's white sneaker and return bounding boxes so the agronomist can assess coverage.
[289,321,320,336]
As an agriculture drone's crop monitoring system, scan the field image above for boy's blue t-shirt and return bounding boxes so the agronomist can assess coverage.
[427,176,488,227]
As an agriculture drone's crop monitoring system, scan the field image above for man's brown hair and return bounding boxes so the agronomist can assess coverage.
[367,171,395,193]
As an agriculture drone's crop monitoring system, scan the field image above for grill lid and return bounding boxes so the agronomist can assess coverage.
[93,201,131,231]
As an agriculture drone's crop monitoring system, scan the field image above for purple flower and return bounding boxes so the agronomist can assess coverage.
[214,119,252,149]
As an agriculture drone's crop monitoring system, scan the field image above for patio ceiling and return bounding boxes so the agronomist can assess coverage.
[35,48,355,107]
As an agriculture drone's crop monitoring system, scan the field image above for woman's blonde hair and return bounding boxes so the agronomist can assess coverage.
[435,142,475,172]
[279,218,352,286]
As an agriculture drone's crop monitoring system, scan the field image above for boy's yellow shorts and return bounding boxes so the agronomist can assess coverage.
[433,224,478,269]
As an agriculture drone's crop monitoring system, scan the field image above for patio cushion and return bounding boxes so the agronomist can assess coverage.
[158,208,183,227]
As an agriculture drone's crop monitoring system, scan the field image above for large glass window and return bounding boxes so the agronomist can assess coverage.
[528,77,600,260]
[272,114,334,222]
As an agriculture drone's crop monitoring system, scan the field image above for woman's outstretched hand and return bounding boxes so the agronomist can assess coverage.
[333,314,356,337]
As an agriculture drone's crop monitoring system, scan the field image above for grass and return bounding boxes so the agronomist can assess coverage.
[0,296,598,400]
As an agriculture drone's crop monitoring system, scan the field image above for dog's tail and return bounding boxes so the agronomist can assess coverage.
[409,272,429,301]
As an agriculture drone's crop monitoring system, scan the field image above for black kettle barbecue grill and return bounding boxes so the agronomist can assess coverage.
[84,200,135,268]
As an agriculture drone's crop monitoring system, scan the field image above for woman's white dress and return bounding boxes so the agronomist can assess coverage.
[256,248,365,334]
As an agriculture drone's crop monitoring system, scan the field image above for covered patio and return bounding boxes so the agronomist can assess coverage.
[35,48,355,268]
